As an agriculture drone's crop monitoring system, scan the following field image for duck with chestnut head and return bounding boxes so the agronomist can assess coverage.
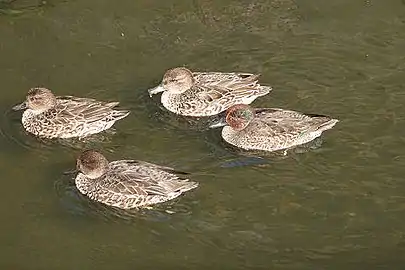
[148,67,272,117]
[210,104,339,152]
[74,150,198,209]
[12,87,130,139]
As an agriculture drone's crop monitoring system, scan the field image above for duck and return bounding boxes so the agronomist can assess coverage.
[148,67,272,117]
[210,104,338,152]
[12,87,130,139]
[75,150,198,209]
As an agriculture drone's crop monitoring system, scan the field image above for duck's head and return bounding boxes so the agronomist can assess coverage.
[148,67,194,96]
[226,104,255,131]
[76,150,109,179]
[12,87,57,113]
[210,104,255,131]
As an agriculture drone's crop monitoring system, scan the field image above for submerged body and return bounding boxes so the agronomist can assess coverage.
[75,150,198,209]
[13,88,129,139]
[213,105,338,152]
[148,67,272,117]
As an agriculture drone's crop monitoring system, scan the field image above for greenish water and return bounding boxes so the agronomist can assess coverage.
[1,0,405,269]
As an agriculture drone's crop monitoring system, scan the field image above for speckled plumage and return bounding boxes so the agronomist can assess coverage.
[218,105,338,152]
[148,67,272,117]
[75,150,198,209]
[14,88,130,139]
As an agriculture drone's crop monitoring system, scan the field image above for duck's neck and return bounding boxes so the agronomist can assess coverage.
[22,109,37,120]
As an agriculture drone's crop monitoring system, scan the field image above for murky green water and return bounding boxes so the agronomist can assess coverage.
[1,0,405,269]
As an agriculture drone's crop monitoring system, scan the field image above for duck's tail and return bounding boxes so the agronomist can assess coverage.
[112,109,130,121]
[256,85,272,96]
[175,180,199,194]
[318,118,339,132]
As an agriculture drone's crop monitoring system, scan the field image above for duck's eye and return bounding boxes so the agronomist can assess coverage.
[241,110,252,119]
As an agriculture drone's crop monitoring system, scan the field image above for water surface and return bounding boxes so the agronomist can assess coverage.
[1,0,405,269]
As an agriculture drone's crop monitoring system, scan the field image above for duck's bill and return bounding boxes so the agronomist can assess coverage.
[12,102,27,111]
[148,85,165,97]
[209,117,227,129]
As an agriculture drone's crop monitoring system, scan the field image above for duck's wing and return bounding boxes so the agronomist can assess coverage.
[55,96,130,123]
[251,108,338,138]
[99,160,197,198]
[192,73,271,105]
[193,72,260,86]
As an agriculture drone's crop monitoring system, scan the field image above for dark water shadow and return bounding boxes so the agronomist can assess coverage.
[0,0,51,15]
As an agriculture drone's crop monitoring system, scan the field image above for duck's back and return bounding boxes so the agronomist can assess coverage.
[193,72,259,86]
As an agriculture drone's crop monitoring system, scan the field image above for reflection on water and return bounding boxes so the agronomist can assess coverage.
[1,0,405,269]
